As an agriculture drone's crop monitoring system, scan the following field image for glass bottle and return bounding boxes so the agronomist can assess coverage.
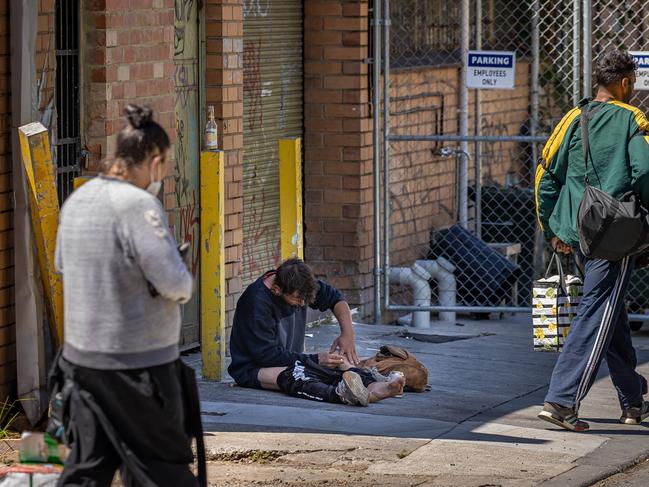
[205,106,218,151]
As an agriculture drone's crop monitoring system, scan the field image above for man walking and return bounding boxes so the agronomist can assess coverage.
[535,50,649,432]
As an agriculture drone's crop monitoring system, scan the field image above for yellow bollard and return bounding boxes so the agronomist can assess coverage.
[200,150,226,380]
[18,123,64,346]
[279,137,304,261]
[73,176,93,190]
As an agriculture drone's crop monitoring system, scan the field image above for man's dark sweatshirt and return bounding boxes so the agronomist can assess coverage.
[228,272,344,388]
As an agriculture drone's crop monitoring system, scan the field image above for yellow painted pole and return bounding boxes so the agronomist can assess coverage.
[18,122,63,346]
[200,150,226,380]
[279,137,304,261]
[73,176,93,190]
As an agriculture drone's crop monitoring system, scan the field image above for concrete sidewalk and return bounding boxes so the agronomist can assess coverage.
[189,315,649,486]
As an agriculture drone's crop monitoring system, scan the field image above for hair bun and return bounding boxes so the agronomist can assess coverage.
[124,104,153,129]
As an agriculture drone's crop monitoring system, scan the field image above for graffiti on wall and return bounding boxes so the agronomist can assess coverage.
[174,0,194,55]
[243,0,270,18]
[480,114,528,185]
[173,0,200,345]
[241,185,282,279]
[243,40,263,131]
[241,31,285,283]
[240,4,305,285]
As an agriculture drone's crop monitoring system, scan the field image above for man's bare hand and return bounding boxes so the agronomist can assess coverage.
[330,334,359,365]
[318,351,345,368]
[550,236,572,255]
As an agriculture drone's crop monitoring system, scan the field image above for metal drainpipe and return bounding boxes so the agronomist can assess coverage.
[582,0,592,98]
[459,0,470,229]
[382,0,391,311]
[573,0,581,104]
[373,0,382,325]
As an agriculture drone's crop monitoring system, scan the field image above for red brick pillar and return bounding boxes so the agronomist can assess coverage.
[304,0,374,319]
[205,0,244,332]
[82,1,176,171]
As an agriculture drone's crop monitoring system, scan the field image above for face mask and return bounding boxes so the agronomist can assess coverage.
[145,161,162,196]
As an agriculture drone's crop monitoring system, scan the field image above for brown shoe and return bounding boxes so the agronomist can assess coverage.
[620,401,649,425]
[335,371,369,407]
[538,402,589,432]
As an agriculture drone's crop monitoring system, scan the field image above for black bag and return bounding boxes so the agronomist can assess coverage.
[576,104,649,261]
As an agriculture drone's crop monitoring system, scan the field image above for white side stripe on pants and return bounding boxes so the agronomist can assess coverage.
[575,257,630,409]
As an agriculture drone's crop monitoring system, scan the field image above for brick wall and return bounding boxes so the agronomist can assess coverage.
[1,2,247,383]
[304,0,375,319]
[304,2,531,321]
[388,62,531,268]
[81,0,176,172]
[56,0,245,347]
[0,2,15,400]
[205,0,244,336]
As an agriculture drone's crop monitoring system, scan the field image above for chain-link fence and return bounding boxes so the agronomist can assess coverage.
[591,0,649,325]
[377,0,649,326]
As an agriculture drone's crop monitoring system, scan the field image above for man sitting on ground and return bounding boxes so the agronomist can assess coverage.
[228,258,405,406]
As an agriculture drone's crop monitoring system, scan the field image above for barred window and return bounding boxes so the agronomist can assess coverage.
[55,0,81,204]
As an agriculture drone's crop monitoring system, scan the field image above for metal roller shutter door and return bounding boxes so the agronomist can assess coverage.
[242,0,303,285]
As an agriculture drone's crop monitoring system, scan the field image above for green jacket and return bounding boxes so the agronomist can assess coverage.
[535,98,649,248]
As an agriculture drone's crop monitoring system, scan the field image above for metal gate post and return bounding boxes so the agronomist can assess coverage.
[474,0,483,238]
[582,0,592,98]
[382,0,391,311]
[458,0,470,229]
[373,0,383,325]
[573,0,581,104]
[531,0,540,184]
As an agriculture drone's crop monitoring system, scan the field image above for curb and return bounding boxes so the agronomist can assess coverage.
[539,435,649,486]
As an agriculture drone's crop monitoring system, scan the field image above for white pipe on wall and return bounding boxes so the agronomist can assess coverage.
[389,266,431,328]
[389,259,457,328]
[416,258,457,323]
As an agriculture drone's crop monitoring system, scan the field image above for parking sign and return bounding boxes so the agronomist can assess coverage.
[466,51,516,89]
[629,52,649,91]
